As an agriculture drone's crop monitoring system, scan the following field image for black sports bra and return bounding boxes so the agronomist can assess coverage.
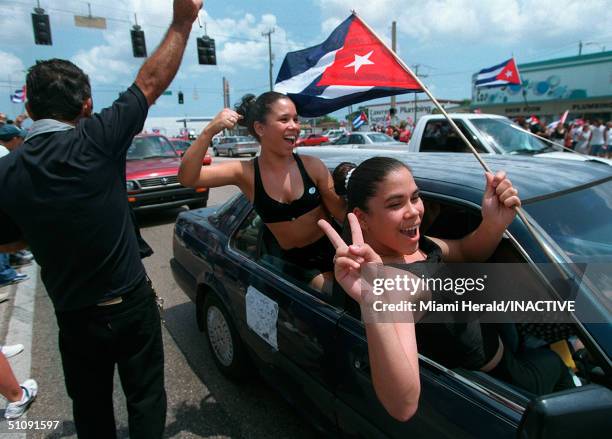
[253,154,321,223]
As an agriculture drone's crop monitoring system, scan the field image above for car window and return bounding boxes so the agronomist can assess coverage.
[471,118,548,154]
[231,209,335,302]
[367,133,394,143]
[127,136,177,160]
[348,134,365,144]
[333,135,351,145]
[421,120,487,153]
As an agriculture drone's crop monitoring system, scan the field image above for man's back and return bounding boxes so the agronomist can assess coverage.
[0,86,148,311]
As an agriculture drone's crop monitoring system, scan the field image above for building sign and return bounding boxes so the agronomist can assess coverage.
[473,52,612,106]
[366,100,459,125]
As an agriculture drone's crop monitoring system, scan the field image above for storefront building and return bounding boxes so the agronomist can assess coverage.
[471,50,612,123]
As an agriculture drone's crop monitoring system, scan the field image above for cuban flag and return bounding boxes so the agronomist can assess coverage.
[274,14,422,117]
[10,86,25,103]
[474,58,522,88]
[352,111,368,129]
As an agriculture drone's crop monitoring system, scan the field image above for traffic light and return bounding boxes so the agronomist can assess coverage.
[178,91,184,104]
[130,25,147,58]
[197,36,216,65]
[31,9,52,45]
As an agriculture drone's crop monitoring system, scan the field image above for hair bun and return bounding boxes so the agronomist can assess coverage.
[332,162,357,196]
[235,94,256,127]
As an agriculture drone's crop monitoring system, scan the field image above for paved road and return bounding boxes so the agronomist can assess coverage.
[0,157,317,438]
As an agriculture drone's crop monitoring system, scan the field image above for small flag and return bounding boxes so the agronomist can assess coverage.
[10,86,25,103]
[547,110,569,130]
[475,58,521,88]
[274,14,422,117]
[352,111,368,129]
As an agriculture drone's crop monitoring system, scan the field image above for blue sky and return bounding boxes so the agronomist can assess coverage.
[1,0,612,121]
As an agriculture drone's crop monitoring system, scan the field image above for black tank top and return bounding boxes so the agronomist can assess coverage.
[253,154,321,223]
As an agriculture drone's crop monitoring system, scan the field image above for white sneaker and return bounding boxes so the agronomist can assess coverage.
[4,379,37,420]
[1,344,24,358]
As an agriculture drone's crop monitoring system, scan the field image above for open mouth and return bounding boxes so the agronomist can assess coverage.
[399,225,419,238]
[284,136,297,146]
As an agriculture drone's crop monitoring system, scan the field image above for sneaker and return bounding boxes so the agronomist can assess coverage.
[1,344,24,358]
[0,273,29,288]
[9,251,33,267]
[0,292,9,303]
[4,379,37,420]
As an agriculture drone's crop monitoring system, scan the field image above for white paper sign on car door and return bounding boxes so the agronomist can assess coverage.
[246,286,279,350]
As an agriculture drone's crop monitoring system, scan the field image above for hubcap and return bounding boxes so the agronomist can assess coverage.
[207,305,234,367]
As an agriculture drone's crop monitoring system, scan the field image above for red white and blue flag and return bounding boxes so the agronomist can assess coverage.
[352,111,368,129]
[474,58,521,88]
[10,86,25,103]
[274,14,422,117]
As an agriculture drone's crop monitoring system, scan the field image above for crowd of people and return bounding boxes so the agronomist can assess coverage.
[516,116,612,158]
[0,0,589,434]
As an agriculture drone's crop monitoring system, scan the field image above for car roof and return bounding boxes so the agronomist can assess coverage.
[307,150,612,202]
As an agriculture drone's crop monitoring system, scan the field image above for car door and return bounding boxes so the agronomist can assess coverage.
[227,208,344,432]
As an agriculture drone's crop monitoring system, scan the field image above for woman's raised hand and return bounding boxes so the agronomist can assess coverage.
[482,171,521,230]
[205,109,243,136]
[318,213,382,305]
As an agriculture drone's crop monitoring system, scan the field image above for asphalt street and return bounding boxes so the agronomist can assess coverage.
[0,157,317,438]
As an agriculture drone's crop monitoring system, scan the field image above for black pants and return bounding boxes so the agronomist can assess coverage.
[56,279,166,439]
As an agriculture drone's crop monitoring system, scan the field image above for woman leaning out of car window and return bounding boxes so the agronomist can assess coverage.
[178,93,346,293]
[318,157,576,420]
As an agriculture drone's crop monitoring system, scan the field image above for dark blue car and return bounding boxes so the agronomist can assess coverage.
[171,152,612,438]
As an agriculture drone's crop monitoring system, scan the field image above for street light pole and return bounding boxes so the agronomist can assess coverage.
[262,28,275,91]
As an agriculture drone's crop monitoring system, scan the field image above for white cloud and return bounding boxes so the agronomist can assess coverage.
[0,51,26,82]
[314,0,612,46]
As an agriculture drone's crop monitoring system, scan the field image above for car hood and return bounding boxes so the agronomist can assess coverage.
[126,157,181,180]
[536,151,612,165]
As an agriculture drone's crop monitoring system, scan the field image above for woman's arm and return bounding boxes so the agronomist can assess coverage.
[303,156,346,221]
[178,109,247,189]
[431,171,520,262]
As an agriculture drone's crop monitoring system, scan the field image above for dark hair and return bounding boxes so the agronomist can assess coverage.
[26,59,91,121]
[234,91,292,141]
[333,157,412,211]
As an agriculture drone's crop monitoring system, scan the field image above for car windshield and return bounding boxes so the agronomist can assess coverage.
[170,140,189,149]
[367,133,395,143]
[471,119,549,154]
[127,136,177,160]
[524,179,612,297]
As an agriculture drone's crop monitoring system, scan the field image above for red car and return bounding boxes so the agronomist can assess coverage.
[168,138,212,165]
[126,134,210,211]
[295,133,329,146]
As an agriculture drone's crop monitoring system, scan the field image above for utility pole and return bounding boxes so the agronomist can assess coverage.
[262,28,275,91]
[222,77,230,108]
[390,21,397,112]
[411,65,428,123]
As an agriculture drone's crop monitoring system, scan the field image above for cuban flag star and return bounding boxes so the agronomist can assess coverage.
[274,13,422,117]
[474,58,522,88]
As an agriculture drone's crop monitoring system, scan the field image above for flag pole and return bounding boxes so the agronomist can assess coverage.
[353,12,569,278]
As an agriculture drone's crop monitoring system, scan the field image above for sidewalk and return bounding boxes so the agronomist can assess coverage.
[0,262,37,438]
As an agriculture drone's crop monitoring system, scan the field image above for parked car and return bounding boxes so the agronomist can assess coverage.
[332,131,405,149]
[212,136,259,157]
[126,134,209,211]
[296,133,329,146]
[168,138,212,165]
[322,128,348,143]
[171,151,612,437]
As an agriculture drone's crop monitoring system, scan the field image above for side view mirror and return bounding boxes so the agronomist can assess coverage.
[518,384,612,439]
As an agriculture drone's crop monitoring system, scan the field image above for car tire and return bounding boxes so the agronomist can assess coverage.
[203,293,249,380]
[228,148,235,158]
[212,147,219,157]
